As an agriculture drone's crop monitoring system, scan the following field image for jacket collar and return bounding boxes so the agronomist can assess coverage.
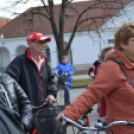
[106,49,134,69]
[25,47,45,63]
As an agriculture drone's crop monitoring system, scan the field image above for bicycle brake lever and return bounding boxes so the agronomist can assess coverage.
[38,99,50,108]
[45,98,49,103]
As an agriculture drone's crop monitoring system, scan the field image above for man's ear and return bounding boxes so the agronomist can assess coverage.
[120,42,126,50]
[27,42,31,47]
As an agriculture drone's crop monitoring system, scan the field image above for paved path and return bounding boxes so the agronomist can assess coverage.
[57,88,98,113]
[57,87,106,133]
[72,74,89,79]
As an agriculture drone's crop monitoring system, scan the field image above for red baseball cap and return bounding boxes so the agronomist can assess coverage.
[26,32,51,43]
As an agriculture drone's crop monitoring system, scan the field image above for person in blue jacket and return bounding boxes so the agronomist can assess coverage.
[54,55,74,105]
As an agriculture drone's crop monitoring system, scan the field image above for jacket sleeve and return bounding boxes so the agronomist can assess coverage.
[14,81,32,130]
[62,61,121,121]
[6,57,21,82]
[54,65,60,74]
[46,60,57,98]
[68,64,75,76]
[88,61,97,75]
[88,67,94,75]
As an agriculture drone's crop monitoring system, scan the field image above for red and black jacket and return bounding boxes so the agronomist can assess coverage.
[88,60,101,79]
[6,49,57,106]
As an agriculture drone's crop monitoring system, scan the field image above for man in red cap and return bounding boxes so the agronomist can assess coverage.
[6,32,57,133]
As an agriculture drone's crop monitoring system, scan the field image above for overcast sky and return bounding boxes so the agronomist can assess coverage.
[0,0,88,19]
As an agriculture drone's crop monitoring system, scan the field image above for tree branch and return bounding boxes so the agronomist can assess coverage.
[64,0,125,53]
[41,0,50,16]
[32,11,50,20]
[66,6,79,14]
[64,0,75,7]
[48,0,59,44]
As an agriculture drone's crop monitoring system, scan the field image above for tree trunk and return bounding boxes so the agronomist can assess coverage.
[57,43,64,63]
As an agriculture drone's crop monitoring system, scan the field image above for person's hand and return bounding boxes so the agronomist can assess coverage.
[52,71,58,76]
[56,112,65,126]
[64,73,69,76]
[90,72,95,78]
[52,71,56,75]
[21,124,25,131]
[46,95,56,105]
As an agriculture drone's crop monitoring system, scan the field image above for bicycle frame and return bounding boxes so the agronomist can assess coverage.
[81,114,90,127]
[74,109,93,134]
[54,73,70,105]
[76,116,90,134]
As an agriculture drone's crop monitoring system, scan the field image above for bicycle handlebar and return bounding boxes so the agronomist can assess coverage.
[61,117,99,132]
[127,121,134,126]
[53,72,65,77]
[32,99,49,110]
[61,117,134,133]
[106,121,134,128]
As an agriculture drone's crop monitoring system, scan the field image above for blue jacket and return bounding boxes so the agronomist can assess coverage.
[54,63,74,86]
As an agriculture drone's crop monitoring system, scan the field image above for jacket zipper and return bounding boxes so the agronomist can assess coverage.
[26,48,45,104]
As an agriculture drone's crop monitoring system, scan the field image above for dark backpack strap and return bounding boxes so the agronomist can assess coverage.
[118,64,134,89]
[105,57,134,88]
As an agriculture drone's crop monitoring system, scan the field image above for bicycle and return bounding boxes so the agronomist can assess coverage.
[32,99,67,134]
[31,101,93,134]
[54,72,70,105]
[32,99,58,134]
[60,108,93,134]
[60,116,134,134]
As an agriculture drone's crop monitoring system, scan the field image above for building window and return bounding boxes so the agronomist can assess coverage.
[108,39,114,45]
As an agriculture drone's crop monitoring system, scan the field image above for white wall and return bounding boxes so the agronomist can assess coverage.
[0,35,59,69]
[0,1,134,70]
[16,45,26,56]
[0,47,10,69]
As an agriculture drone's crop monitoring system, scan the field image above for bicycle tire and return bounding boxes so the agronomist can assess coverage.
[57,88,64,105]
[56,85,70,105]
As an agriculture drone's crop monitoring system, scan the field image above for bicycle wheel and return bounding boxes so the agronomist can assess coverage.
[56,85,64,105]
[66,120,82,134]
[56,85,70,105]
[35,107,58,134]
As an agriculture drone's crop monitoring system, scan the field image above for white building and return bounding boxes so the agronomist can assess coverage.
[0,0,133,70]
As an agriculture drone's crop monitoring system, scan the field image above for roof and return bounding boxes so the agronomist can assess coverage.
[0,18,10,29]
[0,0,131,38]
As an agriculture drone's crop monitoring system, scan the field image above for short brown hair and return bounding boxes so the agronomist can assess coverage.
[62,55,68,59]
[101,45,114,61]
[114,21,134,51]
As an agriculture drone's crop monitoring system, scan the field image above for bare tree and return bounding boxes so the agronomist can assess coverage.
[1,0,132,62]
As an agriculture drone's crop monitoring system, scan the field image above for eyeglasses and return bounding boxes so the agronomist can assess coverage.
[31,40,46,45]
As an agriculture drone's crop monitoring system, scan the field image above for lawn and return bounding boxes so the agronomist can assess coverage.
[72,78,93,87]
[55,78,93,87]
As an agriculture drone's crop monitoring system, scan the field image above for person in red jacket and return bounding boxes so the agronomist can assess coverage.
[56,21,134,134]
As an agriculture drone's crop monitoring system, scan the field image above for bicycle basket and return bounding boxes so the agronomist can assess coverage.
[53,105,66,115]
[35,107,58,134]
[58,76,68,84]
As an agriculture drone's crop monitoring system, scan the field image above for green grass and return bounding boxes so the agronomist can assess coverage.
[55,78,93,87]
[74,70,88,72]
[72,78,93,87]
